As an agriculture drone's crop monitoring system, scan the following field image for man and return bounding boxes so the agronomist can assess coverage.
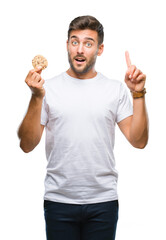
[18,15,148,240]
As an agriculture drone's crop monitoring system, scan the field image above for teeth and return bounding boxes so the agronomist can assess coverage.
[76,59,85,62]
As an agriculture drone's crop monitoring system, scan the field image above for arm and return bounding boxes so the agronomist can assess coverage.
[18,66,45,153]
[118,51,149,149]
[118,97,149,149]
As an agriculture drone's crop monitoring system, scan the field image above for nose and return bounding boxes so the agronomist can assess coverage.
[77,43,84,55]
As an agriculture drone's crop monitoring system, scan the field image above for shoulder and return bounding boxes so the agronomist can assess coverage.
[99,73,122,86]
[43,72,64,89]
[98,73,131,102]
[98,73,126,93]
[44,73,63,85]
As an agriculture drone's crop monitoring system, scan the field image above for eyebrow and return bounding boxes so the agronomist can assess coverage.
[70,35,95,42]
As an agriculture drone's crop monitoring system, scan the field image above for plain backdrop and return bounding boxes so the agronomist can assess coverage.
[0,0,166,239]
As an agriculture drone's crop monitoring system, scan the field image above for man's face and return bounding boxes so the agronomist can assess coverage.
[67,29,103,76]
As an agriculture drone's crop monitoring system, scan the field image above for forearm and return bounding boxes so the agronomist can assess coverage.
[130,97,149,148]
[18,95,44,152]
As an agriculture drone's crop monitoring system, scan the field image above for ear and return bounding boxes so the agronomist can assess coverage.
[66,40,69,51]
[97,44,104,56]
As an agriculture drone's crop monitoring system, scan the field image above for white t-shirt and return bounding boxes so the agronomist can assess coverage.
[41,72,133,204]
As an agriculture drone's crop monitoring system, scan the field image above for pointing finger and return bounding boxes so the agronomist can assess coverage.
[125,51,131,68]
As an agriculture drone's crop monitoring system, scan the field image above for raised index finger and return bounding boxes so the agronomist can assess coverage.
[125,51,131,68]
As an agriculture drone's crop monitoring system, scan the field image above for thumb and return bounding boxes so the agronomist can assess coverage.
[35,65,43,74]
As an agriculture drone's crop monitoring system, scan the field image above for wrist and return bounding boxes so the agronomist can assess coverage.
[31,93,44,102]
[131,88,146,99]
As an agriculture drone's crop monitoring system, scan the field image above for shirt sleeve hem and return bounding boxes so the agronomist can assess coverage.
[40,120,47,126]
[116,111,133,123]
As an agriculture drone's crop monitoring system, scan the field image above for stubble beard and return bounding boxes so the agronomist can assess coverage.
[68,50,98,75]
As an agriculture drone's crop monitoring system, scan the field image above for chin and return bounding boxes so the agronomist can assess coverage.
[71,66,86,75]
[72,63,94,75]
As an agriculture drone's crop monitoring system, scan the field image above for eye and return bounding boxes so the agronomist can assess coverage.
[72,41,78,46]
[86,42,92,47]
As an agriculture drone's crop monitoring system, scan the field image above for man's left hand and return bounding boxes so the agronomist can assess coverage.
[125,51,146,92]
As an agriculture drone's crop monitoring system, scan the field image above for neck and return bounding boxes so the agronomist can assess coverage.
[66,68,97,79]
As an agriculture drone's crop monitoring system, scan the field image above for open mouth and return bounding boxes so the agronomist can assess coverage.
[76,59,85,62]
[74,57,86,63]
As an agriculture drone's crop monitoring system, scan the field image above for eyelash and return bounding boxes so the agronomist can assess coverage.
[72,41,92,47]
[86,42,92,47]
[72,41,78,45]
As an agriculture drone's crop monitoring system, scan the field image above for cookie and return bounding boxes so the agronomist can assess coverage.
[32,55,48,70]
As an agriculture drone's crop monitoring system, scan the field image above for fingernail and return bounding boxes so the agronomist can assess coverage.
[129,75,132,79]
[37,65,42,69]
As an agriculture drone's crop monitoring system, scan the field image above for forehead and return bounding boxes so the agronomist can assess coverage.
[69,29,98,42]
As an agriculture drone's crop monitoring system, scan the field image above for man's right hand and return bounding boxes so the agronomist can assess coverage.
[25,66,45,98]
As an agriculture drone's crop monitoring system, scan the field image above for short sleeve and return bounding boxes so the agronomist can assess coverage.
[116,83,133,123]
[41,96,48,126]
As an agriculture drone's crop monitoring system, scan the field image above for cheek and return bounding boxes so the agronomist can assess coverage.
[68,47,77,57]
[84,49,94,57]
[87,50,98,59]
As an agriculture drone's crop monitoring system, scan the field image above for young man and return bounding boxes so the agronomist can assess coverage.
[18,15,148,240]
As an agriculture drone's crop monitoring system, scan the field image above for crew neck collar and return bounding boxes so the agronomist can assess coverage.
[63,71,101,84]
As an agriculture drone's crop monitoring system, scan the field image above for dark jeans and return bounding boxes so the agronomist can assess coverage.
[44,199,119,240]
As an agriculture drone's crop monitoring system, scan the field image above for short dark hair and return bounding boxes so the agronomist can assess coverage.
[68,15,104,45]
